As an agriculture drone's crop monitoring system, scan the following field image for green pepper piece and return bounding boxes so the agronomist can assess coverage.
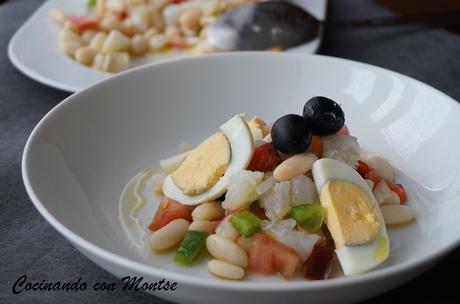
[230,210,261,238]
[174,230,208,265]
[290,204,324,232]
[86,0,97,9]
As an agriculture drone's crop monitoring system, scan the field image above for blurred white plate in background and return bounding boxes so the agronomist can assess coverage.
[8,0,327,92]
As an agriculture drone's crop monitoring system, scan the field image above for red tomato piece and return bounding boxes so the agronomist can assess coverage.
[365,170,382,188]
[385,180,408,203]
[148,198,192,231]
[335,124,349,136]
[248,233,300,278]
[67,15,99,32]
[356,160,372,178]
[365,171,408,203]
[168,36,187,48]
[246,142,282,172]
[307,135,323,158]
[304,245,335,280]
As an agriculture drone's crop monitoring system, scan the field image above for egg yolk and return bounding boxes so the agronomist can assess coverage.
[320,180,381,248]
[172,132,230,195]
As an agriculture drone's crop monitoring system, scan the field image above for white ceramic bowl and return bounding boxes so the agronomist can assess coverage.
[23,53,460,304]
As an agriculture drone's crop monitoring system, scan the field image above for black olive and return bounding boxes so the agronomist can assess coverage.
[271,114,312,154]
[302,96,345,136]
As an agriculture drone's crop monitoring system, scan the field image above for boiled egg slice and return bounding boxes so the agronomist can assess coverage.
[312,158,390,276]
[162,114,254,205]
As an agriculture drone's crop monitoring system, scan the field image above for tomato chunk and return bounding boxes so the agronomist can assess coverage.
[385,180,408,203]
[67,15,99,32]
[246,142,281,172]
[356,160,372,178]
[307,135,323,158]
[365,170,382,188]
[248,233,300,278]
[167,36,187,48]
[365,170,408,203]
[304,245,335,280]
[335,124,349,136]
[148,198,192,231]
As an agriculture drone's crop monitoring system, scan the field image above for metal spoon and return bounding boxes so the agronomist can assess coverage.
[207,1,460,51]
[207,1,319,51]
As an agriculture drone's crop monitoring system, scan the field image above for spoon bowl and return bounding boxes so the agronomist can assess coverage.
[207,1,320,51]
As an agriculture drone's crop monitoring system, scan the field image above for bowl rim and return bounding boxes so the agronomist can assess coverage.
[22,52,460,291]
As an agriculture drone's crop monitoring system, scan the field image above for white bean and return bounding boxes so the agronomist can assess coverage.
[148,219,190,250]
[60,40,82,57]
[207,259,245,280]
[92,53,105,70]
[101,52,131,73]
[165,26,180,38]
[121,19,138,36]
[102,29,131,53]
[59,30,82,44]
[81,30,97,44]
[106,0,126,13]
[144,27,159,40]
[179,8,201,32]
[381,205,415,226]
[189,220,219,234]
[149,34,167,50]
[75,46,96,65]
[150,9,165,32]
[49,8,67,25]
[192,201,224,221]
[273,152,317,181]
[153,0,172,11]
[89,32,108,52]
[131,35,149,55]
[100,15,123,32]
[63,20,74,31]
[206,234,248,267]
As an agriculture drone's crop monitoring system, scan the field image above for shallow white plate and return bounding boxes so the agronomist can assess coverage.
[23,53,460,304]
[8,0,326,92]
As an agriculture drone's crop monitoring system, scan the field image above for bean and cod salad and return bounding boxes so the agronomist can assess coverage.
[134,96,416,281]
[49,0,257,73]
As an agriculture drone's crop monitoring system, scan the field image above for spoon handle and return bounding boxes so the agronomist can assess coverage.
[328,10,460,28]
